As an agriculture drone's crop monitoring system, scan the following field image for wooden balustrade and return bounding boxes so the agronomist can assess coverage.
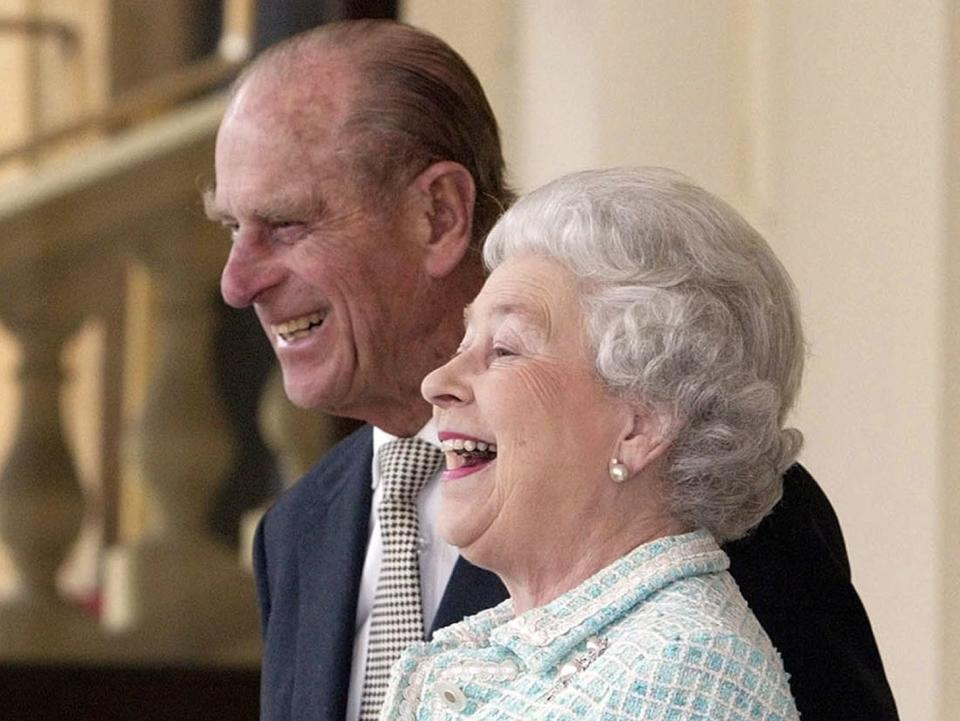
[99,210,260,662]
[0,259,98,659]
[0,94,264,663]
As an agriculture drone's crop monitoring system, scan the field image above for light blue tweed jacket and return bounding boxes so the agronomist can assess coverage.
[379,530,799,721]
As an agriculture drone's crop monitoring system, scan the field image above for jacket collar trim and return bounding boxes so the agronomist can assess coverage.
[434,529,728,672]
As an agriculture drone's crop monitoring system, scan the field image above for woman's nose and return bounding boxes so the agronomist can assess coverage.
[422,352,473,409]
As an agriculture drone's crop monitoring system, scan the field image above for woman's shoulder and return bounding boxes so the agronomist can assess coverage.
[596,570,798,719]
[614,568,754,634]
[605,569,775,663]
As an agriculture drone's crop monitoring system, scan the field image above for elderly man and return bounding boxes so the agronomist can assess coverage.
[208,19,898,721]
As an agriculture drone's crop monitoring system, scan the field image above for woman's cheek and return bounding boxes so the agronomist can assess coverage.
[508,362,569,413]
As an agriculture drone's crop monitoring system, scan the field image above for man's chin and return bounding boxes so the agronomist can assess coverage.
[279,373,343,413]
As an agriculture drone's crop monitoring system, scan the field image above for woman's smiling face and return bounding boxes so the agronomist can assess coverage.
[421,254,631,573]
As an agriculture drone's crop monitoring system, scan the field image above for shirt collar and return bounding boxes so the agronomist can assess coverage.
[434,530,728,672]
[371,418,440,491]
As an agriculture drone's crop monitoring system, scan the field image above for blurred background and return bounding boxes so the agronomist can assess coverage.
[0,1,956,719]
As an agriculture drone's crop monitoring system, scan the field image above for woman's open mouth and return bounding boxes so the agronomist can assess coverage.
[439,435,497,479]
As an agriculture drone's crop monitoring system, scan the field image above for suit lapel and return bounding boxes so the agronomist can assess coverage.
[430,556,508,636]
[295,427,374,720]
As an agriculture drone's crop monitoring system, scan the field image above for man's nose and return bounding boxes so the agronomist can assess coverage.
[220,233,277,308]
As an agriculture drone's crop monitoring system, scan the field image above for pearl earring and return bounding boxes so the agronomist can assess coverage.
[609,458,629,483]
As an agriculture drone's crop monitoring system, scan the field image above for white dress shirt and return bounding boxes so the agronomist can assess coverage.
[345,420,460,721]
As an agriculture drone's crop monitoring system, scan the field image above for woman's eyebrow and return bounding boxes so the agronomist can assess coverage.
[463,300,551,337]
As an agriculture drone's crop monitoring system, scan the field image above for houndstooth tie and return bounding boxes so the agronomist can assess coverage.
[359,437,444,721]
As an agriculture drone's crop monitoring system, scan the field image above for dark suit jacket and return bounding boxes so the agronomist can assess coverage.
[254,425,898,721]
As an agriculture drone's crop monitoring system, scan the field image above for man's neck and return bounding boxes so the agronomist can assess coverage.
[363,400,433,438]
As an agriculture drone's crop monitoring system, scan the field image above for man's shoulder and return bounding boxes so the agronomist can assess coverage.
[725,462,853,575]
[266,423,374,523]
[303,423,375,479]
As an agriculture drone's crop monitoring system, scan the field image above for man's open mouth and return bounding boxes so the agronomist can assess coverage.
[272,312,325,344]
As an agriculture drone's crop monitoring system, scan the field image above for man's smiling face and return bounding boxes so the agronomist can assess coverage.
[211,65,436,424]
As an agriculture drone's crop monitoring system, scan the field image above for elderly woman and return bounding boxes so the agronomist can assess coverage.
[381,167,802,720]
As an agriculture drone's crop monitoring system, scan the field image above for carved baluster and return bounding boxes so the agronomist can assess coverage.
[0,266,102,659]
[237,368,340,571]
[258,368,340,485]
[102,212,260,662]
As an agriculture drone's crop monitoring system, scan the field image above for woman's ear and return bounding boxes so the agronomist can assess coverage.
[409,160,476,279]
[616,408,672,479]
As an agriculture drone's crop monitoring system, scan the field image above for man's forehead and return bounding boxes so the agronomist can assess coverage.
[232,50,357,127]
[215,66,353,168]
[210,51,374,220]
[211,116,335,220]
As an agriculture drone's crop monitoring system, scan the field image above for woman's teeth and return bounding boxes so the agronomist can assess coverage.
[441,438,496,453]
[441,438,497,470]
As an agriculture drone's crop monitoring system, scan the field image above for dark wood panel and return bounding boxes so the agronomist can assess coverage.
[0,664,259,721]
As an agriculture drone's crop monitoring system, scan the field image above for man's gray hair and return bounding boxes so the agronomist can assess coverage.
[484,167,804,542]
[237,20,515,246]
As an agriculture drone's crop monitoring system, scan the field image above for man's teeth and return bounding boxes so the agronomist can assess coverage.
[441,439,496,453]
[273,313,324,341]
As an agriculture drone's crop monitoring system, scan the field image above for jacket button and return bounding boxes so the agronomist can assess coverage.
[436,681,467,712]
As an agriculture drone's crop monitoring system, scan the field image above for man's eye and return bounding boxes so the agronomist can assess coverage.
[272,222,305,245]
[492,346,516,358]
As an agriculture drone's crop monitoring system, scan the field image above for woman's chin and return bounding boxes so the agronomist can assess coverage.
[436,510,478,551]
[438,501,496,565]
[437,462,503,567]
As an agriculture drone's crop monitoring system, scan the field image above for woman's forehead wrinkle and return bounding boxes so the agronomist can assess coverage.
[467,299,551,339]
[496,278,560,338]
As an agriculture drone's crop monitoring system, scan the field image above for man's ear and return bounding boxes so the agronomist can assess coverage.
[616,408,672,479]
[410,161,476,279]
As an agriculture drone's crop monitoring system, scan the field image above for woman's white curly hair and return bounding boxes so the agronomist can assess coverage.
[483,167,804,542]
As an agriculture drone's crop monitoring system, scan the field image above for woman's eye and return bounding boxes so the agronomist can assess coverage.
[493,346,516,358]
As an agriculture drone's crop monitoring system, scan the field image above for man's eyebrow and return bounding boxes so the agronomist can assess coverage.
[252,201,317,224]
[202,187,226,222]
[201,190,327,225]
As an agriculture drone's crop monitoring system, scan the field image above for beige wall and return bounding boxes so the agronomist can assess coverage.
[762,7,948,719]
[943,0,960,712]
[404,2,957,719]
